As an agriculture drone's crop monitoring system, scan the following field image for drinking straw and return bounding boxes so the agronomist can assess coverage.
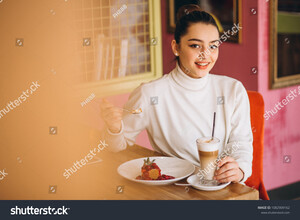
[211,112,216,140]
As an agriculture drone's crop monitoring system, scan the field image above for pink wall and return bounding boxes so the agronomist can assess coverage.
[257,1,300,190]
[98,0,300,190]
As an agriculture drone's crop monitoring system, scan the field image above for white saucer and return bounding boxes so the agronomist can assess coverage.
[187,174,231,191]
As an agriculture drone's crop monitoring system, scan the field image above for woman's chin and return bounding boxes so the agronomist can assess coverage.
[183,67,209,78]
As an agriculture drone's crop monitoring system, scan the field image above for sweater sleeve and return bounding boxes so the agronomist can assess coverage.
[224,82,253,182]
[104,84,149,152]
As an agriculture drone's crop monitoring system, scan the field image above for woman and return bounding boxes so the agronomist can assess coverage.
[101,5,253,184]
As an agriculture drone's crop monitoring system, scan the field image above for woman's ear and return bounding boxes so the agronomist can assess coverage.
[171,40,179,56]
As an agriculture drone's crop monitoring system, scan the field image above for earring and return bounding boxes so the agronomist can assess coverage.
[175,53,178,56]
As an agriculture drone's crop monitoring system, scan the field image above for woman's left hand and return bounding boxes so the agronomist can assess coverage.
[213,156,244,183]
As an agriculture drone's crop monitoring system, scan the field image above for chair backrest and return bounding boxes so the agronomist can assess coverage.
[245,91,269,200]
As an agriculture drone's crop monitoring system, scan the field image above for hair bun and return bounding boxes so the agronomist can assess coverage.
[176,4,202,23]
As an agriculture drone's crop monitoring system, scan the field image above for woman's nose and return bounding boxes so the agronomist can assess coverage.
[197,46,210,60]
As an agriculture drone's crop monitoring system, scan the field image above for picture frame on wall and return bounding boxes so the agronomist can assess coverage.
[270,0,300,89]
[167,0,242,43]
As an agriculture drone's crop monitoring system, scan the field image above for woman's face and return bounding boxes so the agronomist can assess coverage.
[172,22,220,78]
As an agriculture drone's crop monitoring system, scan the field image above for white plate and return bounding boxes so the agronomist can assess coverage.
[117,157,195,185]
[187,174,230,191]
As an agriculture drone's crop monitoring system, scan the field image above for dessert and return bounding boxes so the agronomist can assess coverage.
[136,157,175,180]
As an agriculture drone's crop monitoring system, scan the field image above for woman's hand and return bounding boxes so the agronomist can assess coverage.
[213,156,244,183]
[100,99,123,134]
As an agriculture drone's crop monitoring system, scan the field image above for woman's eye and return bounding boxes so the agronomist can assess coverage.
[209,45,218,50]
[190,44,201,49]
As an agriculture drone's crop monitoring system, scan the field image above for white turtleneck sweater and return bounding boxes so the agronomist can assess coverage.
[105,64,253,182]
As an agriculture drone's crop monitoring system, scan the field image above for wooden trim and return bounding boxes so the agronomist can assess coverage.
[269,0,277,89]
[270,0,300,89]
[78,75,159,98]
[238,0,242,44]
[168,0,176,33]
[152,0,163,81]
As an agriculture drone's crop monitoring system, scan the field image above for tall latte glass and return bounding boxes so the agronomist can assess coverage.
[196,137,220,184]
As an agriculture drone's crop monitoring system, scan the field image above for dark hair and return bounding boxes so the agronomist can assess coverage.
[175,4,220,44]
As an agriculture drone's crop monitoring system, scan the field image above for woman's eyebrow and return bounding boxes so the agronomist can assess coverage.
[188,39,219,43]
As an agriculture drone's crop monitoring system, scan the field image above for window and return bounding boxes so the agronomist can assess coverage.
[75,0,162,97]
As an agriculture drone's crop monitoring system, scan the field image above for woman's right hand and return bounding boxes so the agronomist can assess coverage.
[100,99,123,133]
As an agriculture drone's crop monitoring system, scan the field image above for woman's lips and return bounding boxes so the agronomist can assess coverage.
[195,62,210,70]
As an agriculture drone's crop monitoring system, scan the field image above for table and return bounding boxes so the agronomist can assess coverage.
[0,144,258,200]
[88,145,259,200]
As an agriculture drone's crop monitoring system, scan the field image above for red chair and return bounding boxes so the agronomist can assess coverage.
[245,91,269,200]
